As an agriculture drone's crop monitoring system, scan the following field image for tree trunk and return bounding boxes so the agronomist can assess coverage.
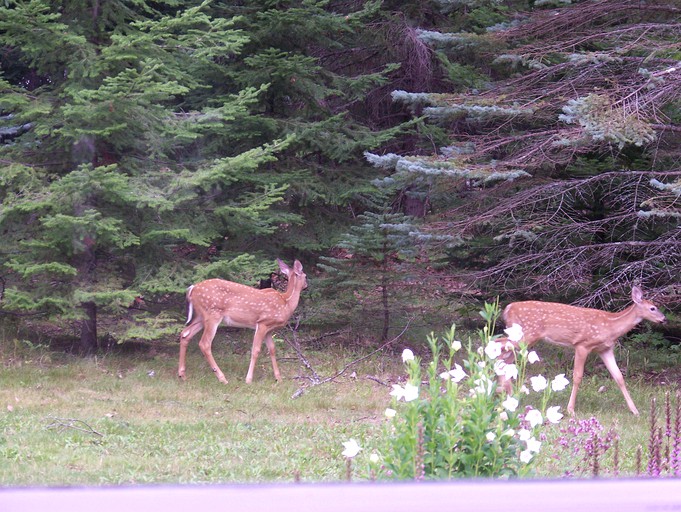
[80,301,98,354]
[403,192,428,218]
[73,217,98,355]
[380,249,390,342]
[381,285,390,342]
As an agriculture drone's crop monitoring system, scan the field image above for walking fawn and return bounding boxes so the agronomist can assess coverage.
[499,286,666,415]
[178,259,307,384]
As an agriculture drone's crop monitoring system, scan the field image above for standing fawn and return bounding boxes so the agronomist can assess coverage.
[500,286,666,416]
[178,259,307,384]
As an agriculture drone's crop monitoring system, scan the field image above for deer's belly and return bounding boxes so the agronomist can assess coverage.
[539,335,575,348]
[222,316,256,329]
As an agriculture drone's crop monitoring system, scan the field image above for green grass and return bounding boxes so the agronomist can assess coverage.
[0,336,676,486]
[0,339,397,486]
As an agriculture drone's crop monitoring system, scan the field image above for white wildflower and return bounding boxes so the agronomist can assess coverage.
[484,341,502,360]
[526,436,542,453]
[504,323,524,343]
[502,396,519,412]
[342,439,361,458]
[551,374,570,392]
[449,364,467,383]
[390,384,405,400]
[473,376,495,395]
[546,406,563,424]
[494,359,517,380]
[525,408,543,428]
[518,428,532,441]
[503,363,518,381]
[403,383,419,402]
[530,375,548,392]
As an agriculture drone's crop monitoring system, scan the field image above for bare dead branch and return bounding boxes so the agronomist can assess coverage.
[429,168,681,306]
[288,320,412,399]
[46,417,103,437]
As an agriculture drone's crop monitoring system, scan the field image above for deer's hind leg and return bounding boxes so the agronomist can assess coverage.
[178,319,204,381]
[264,331,281,382]
[197,319,228,384]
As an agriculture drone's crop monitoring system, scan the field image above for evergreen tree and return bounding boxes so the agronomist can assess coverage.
[319,211,421,341]
[0,0,432,349]
[319,208,457,340]
[0,1,289,351]
[204,1,414,257]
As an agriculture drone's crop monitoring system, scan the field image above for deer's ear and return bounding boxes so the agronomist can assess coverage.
[277,259,290,276]
[631,286,643,303]
[294,260,303,273]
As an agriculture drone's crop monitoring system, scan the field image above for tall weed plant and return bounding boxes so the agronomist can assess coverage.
[345,303,570,479]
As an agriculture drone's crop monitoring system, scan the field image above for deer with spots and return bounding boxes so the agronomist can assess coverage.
[178,259,307,384]
[500,286,666,416]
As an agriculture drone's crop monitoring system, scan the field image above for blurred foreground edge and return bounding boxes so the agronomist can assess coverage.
[1,478,680,512]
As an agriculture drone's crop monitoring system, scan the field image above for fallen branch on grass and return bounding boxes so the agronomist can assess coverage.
[286,321,411,399]
[46,417,103,437]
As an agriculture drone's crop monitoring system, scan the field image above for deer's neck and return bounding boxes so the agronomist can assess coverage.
[280,277,303,309]
[606,304,642,337]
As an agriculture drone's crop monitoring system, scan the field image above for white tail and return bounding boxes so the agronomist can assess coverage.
[178,259,307,384]
[500,286,666,416]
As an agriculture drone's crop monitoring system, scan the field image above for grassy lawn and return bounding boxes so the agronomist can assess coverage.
[0,334,677,486]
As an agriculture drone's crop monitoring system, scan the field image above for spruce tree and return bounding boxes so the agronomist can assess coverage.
[319,211,419,341]
[0,1,289,351]
[0,0,430,349]
[319,208,457,340]
[204,1,414,256]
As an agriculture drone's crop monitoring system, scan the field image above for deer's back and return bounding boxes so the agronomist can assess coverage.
[190,279,288,323]
[503,300,617,349]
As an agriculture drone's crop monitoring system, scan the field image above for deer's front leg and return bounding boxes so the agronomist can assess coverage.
[567,346,589,416]
[245,324,267,384]
[178,335,189,381]
[496,340,516,393]
[598,347,639,416]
